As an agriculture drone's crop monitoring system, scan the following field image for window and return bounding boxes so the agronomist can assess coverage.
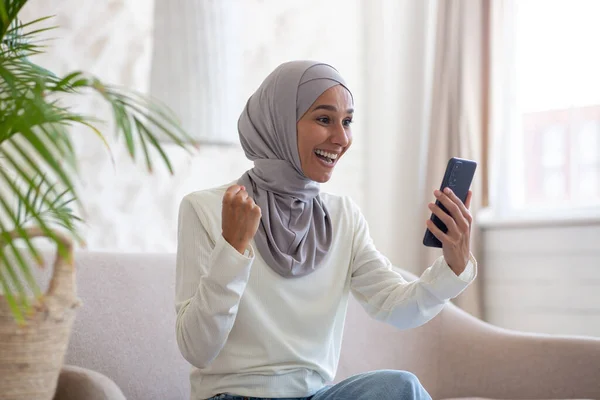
[523,106,600,206]
[506,0,600,211]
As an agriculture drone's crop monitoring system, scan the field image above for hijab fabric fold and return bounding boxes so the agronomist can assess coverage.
[237,61,352,278]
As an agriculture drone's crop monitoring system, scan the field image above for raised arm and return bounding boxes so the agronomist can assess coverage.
[175,186,261,368]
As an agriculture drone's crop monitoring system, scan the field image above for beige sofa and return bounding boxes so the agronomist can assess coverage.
[42,251,600,399]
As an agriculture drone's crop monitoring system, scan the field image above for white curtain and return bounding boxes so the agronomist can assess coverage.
[363,0,496,318]
[419,0,492,318]
[150,0,242,145]
[361,0,438,273]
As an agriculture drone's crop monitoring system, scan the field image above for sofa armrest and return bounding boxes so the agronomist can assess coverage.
[436,304,600,399]
[53,365,126,400]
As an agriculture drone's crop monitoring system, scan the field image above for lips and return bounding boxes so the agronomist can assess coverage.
[314,148,341,165]
[313,153,337,170]
[314,148,339,160]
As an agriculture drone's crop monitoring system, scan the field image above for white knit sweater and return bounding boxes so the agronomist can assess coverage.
[175,183,476,399]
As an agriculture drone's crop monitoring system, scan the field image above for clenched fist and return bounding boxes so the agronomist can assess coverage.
[222,185,261,255]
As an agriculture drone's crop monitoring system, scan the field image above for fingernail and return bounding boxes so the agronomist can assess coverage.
[434,190,441,197]
[444,187,452,194]
[428,203,434,209]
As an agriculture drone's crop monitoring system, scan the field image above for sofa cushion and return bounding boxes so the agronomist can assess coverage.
[33,251,190,400]
[54,365,125,400]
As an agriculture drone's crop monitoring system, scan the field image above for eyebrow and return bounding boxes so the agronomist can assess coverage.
[312,104,354,114]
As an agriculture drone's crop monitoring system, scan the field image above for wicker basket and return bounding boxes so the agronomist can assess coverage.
[0,227,80,400]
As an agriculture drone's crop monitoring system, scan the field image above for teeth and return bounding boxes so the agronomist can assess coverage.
[315,149,338,159]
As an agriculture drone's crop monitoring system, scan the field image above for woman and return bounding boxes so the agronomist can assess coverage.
[175,61,476,400]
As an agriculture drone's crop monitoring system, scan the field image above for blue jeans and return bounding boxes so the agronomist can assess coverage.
[207,369,432,400]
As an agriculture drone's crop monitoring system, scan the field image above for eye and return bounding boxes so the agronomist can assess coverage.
[343,118,353,127]
[317,116,331,124]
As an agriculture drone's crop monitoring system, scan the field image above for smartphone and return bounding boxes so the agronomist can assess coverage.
[423,157,477,248]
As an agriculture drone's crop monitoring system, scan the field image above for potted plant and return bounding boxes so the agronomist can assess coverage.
[0,1,195,398]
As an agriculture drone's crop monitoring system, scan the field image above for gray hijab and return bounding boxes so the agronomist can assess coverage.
[237,60,352,278]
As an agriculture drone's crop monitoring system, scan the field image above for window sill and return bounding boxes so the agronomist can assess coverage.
[477,206,600,229]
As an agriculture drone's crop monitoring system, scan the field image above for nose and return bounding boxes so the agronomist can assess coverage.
[331,122,350,147]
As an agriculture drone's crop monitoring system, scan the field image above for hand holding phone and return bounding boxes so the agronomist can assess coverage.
[423,157,476,274]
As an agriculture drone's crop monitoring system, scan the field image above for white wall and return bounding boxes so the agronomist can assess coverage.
[481,217,600,337]
[20,0,366,253]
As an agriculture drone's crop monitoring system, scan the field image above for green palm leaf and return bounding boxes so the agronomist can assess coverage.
[0,0,197,322]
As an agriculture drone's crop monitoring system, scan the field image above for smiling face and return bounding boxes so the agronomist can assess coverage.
[296,85,354,183]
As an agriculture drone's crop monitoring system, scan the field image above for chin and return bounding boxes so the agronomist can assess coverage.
[309,173,333,183]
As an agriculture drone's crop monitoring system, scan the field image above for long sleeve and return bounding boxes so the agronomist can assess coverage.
[175,196,254,369]
[349,200,477,330]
